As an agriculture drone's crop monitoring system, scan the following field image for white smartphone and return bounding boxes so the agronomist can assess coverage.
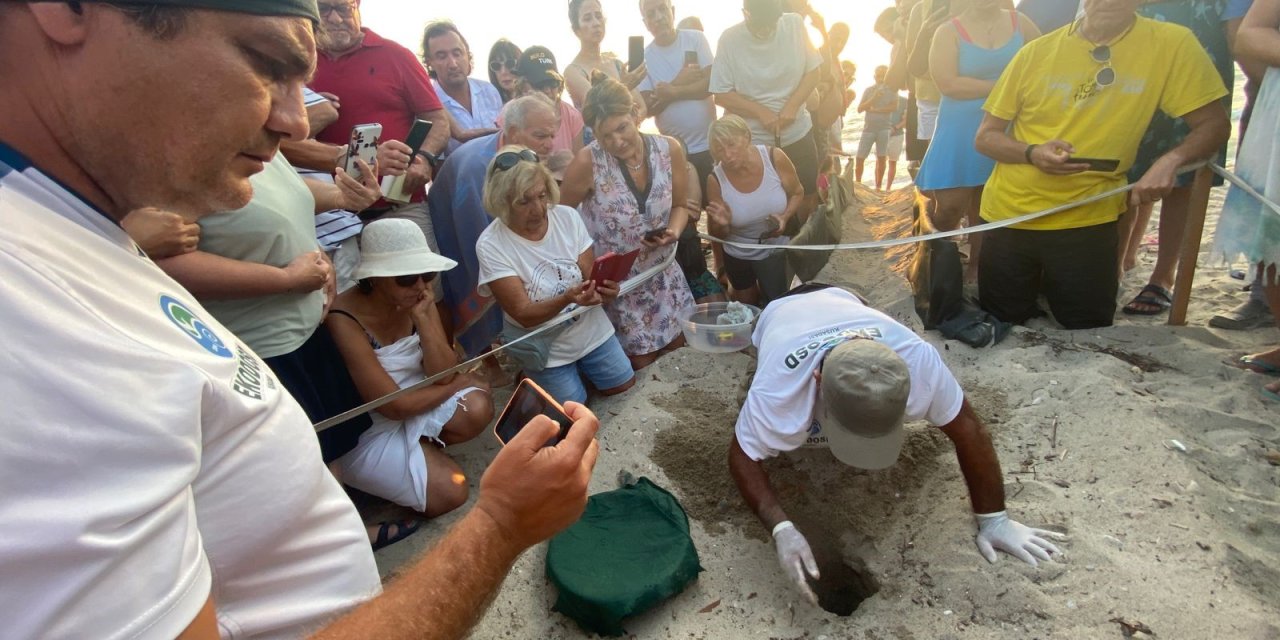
[344,123,382,180]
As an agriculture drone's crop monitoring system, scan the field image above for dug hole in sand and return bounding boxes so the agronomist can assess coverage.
[374,179,1280,639]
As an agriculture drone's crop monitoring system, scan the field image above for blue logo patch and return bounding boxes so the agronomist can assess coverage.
[160,295,233,358]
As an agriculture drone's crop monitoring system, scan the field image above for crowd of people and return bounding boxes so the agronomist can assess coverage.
[1,0,1278,636]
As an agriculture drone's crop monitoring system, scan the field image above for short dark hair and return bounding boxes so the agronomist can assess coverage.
[568,0,588,31]
[488,38,522,102]
[421,20,470,75]
[107,3,191,40]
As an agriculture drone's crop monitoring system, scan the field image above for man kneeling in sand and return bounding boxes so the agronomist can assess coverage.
[729,284,1064,603]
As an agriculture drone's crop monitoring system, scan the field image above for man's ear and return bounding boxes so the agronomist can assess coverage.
[28,2,92,47]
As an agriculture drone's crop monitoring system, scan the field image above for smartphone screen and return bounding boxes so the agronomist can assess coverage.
[684,50,699,67]
[628,36,645,72]
[402,119,433,155]
[494,380,574,447]
[1068,157,1120,172]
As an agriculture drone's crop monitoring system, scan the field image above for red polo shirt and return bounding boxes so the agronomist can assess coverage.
[311,28,443,203]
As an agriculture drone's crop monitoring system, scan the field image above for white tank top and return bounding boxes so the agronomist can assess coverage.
[713,145,790,260]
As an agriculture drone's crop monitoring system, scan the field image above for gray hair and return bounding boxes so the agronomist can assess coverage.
[502,93,559,135]
[483,145,561,227]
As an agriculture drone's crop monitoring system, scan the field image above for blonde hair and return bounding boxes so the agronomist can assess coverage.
[708,114,753,158]
[482,145,560,226]
[580,70,635,131]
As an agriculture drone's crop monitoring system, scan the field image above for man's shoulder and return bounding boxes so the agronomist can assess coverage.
[361,28,422,64]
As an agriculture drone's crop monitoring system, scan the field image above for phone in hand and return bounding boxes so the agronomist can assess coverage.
[643,227,668,242]
[1067,157,1121,172]
[590,248,642,286]
[344,123,382,180]
[628,36,645,72]
[493,379,574,447]
[402,119,433,158]
[683,50,699,67]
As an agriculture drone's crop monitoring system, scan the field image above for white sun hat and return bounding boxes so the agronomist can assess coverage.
[352,219,457,280]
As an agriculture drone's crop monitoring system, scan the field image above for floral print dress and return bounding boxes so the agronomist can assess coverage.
[579,134,695,355]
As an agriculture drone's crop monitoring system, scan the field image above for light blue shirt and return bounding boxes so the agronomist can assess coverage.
[432,77,503,154]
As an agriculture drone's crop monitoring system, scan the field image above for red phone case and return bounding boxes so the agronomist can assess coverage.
[493,379,572,446]
[590,248,642,286]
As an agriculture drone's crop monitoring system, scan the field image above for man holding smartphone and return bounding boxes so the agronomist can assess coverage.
[974,0,1230,329]
[0,2,601,638]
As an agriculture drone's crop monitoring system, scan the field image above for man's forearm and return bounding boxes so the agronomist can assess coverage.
[715,91,768,121]
[975,123,1031,165]
[783,68,821,115]
[156,251,300,300]
[281,140,343,173]
[940,401,1005,515]
[305,179,346,213]
[419,109,452,155]
[312,509,525,640]
[1160,105,1231,168]
[728,437,789,530]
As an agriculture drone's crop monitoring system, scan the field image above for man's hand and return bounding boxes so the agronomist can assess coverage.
[403,153,433,194]
[1130,154,1181,207]
[621,62,648,91]
[475,402,601,550]
[975,511,1065,567]
[773,521,820,604]
[122,207,201,259]
[1029,140,1089,176]
[776,103,800,136]
[334,158,382,212]
[376,140,414,177]
[283,250,331,294]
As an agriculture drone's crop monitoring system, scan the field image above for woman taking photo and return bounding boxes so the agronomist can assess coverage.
[561,73,694,370]
[914,0,1038,281]
[705,115,805,307]
[564,0,647,110]
[326,219,493,520]
[476,146,635,404]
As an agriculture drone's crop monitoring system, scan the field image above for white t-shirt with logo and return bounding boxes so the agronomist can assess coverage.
[476,204,615,367]
[0,146,380,639]
[639,30,717,155]
[735,287,965,461]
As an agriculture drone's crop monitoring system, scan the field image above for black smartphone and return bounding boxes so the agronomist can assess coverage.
[683,50,699,67]
[1068,157,1120,172]
[493,379,574,447]
[402,119,433,157]
[628,36,645,72]
[643,226,667,241]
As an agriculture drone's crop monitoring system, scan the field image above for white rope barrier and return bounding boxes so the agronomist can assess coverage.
[1210,163,1280,218]
[313,245,679,432]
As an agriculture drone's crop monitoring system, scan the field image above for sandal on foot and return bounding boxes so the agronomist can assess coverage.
[372,519,422,551]
[1263,383,1280,403]
[1234,355,1280,377]
[1122,284,1173,316]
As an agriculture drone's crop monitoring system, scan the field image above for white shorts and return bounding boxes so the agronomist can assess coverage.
[916,100,940,140]
[335,386,481,512]
[887,132,905,160]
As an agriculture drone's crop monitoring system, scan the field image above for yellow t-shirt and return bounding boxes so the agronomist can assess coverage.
[980,17,1227,230]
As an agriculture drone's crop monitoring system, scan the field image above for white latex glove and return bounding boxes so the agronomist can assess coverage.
[975,511,1066,567]
[773,521,820,604]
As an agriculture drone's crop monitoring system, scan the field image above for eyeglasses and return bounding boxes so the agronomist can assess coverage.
[393,272,438,287]
[318,2,357,18]
[491,149,540,174]
[1090,44,1115,91]
[489,59,516,73]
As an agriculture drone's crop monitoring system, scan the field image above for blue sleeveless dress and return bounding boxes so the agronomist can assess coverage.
[916,12,1025,191]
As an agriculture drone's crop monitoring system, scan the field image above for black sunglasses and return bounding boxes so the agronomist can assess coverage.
[489,59,516,73]
[1091,44,1115,90]
[491,149,540,174]
[317,2,356,17]
[393,272,438,287]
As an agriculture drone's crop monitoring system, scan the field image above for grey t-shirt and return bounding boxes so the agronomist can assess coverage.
[710,13,823,146]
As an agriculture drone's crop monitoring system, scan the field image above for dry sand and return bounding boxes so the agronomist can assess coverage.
[375,180,1280,639]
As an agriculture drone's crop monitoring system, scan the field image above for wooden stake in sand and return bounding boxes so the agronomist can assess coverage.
[1169,166,1215,326]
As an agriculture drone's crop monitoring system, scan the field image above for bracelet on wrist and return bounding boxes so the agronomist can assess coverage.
[1024,143,1038,165]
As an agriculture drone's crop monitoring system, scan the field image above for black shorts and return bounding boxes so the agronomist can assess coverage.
[978,222,1119,330]
[264,324,371,462]
[723,250,790,306]
[781,128,819,196]
[905,94,929,162]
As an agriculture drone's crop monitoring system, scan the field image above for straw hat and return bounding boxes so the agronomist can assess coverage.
[353,219,457,280]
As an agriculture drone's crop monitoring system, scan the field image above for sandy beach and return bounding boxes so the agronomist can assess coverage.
[375,179,1280,639]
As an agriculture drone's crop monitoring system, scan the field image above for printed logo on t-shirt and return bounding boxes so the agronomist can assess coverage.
[803,419,829,448]
[783,326,884,370]
[160,294,233,358]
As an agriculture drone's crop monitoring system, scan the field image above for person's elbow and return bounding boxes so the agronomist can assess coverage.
[375,398,418,422]
[973,127,999,159]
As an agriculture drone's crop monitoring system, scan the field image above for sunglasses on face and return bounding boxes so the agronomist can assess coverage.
[318,2,357,18]
[489,59,516,73]
[491,149,540,174]
[393,272,438,287]
[1091,44,1115,90]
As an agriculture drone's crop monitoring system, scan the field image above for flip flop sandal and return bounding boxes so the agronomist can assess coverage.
[372,519,422,551]
[1263,385,1280,403]
[1122,284,1173,316]
[1235,355,1280,377]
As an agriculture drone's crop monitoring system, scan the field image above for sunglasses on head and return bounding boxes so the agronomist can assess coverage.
[393,272,438,287]
[491,149,540,174]
[489,59,516,73]
[1090,44,1115,90]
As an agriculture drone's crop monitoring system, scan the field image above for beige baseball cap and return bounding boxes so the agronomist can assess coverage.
[816,338,911,470]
